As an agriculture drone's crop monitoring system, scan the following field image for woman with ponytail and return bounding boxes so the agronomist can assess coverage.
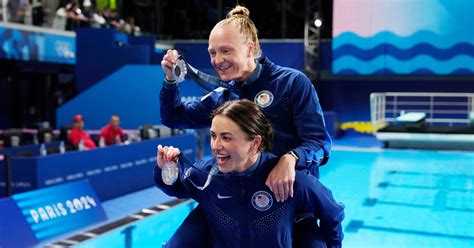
[155,100,344,248]
[160,5,334,247]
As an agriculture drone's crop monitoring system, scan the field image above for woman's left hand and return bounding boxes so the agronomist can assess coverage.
[156,145,180,169]
[265,154,296,202]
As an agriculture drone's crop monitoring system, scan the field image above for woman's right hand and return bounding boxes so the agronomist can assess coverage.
[156,145,181,168]
[161,49,180,81]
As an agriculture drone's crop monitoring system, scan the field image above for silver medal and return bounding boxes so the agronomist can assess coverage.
[162,160,179,185]
[172,57,187,83]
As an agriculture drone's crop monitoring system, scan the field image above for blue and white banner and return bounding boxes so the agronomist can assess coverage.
[0,22,75,64]
[333,0,474,75]
[0,180,106,247]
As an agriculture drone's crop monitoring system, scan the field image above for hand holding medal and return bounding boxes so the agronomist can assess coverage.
[157,144,222,189]
[157,145,180,185]
[172,56,187,83]
[161,49,230,91]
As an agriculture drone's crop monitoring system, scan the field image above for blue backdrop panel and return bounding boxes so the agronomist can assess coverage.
[75,28,153,92]
[56,65,206,130]
[0,160,5,198]
[0,197,39,247]
[0,23,75,64]
[0,144,62,197]
[260,41,304,70]
[7,134,195,200]
[319,78,474,122]
[333,0,474,75]
[128,35,162,64]
[323,111,340,139]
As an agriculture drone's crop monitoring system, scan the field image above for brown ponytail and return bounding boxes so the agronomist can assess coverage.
[213,99,273,152]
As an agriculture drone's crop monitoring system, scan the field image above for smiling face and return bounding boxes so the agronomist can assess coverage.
[208,25,256,82]
[210,115,260,173]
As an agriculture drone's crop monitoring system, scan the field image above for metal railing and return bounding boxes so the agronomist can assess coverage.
[370,92,474,132]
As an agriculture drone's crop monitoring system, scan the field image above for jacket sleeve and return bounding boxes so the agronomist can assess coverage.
[295,172,345,248]
[289,73,332,170]
[160,82,233,129]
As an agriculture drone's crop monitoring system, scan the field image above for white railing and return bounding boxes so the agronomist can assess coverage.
[370,92,474,132]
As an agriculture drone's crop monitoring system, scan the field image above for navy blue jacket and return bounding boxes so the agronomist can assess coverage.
[154,152,345,248]
[160,57,332,173]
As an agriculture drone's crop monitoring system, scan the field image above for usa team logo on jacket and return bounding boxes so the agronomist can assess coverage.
[251,191,273,211]
[254,90,274,108]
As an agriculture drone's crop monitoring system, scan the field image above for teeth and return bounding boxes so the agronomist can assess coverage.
[218,64,231,71]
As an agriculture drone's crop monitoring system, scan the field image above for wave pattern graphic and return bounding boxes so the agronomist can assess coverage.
[333,31,474,75]
[333,31,474,49]
[337,68,474,75]
[333,55,474,75]
[333,43,474,61]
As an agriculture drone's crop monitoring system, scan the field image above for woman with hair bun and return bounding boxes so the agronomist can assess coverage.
[155,100,344,248]
[160,4,334,247]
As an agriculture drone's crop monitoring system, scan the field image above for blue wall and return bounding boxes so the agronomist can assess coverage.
[5,135,195,200]
[62,38,473,126]
[333,0,474,75]
[75,29,155,92]
[0,23,75,64]
[56,40,306,130]
[56,65,206,129]
[319,77,474,122]
[318,40,474,123]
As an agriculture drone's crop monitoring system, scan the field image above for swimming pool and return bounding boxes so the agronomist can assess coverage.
[324,148,474,248]
[72,148,474,247]
[75,200,198,247]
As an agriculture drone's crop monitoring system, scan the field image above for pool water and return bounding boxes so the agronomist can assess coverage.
[74,148,474,247]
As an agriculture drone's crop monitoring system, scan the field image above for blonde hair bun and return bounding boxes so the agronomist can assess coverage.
[227,5,250,18]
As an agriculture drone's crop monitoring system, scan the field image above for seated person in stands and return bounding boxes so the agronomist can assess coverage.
[99,115,125,145]
[155,100,344,248]
[68,114,96,150]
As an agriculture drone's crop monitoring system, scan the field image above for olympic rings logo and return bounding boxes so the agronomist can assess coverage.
[55,41,75,59]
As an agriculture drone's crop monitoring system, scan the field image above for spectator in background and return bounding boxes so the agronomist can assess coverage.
[80,0,94,28]
[91,8,107,28]
[102,7,119,28]
[68,114,96,150]
[23,0,46,26]
[123,16,140,35]
[52,1,68,30]
[7,0,28,23]
[64,0,88,31]
[99,115,125,146]
[30,0,46,26]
